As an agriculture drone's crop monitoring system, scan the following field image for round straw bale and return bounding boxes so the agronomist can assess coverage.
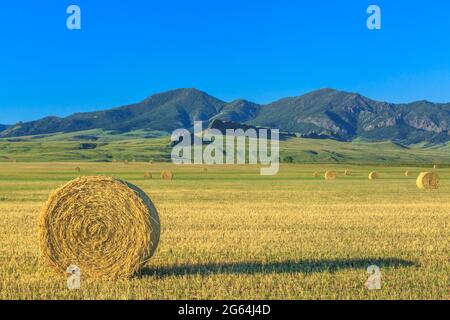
[324,171,336,180]
[39,176,160,279]
[144,172,152,179]
[368,172,379,180]
[344,169,351,176]
[161,170,173,180]
[149,160,154,164]
[416,172,439,190]
[123,160,129,165]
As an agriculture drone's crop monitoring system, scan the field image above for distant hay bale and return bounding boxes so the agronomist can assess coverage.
[404,170,411,177]
[124,160,129,165]
[344,169,351,176]
[324,171,337,180]
[368,172,379,180]
[161,170,174,180]
[75,167,81,173]
[313,172,320,178]
[149,160,154,164]
[416,172,439,190]
[39,176,160,279]
[144,172,152,179]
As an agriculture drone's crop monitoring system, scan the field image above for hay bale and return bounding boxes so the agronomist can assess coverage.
[161,170,173,180]
[39,176,160,279]
[144,172,152,179]
[324,171,336,180]
[368,172,379,180]
[123,160,129,165]
[344,169,351,176]
[149,160,154,164]
[416,172,440,190]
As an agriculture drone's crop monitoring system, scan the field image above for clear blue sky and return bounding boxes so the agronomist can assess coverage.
[1,0,450,123]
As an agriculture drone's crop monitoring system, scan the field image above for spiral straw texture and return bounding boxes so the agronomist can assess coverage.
[369,172,379,180]
[416,172,440,190]
[144,172,153,179]
[39,176,160,279]
[161,170,174,180]
[324,171,337,180]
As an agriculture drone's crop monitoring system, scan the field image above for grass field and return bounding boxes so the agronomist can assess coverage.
[0,162,448,299]
[2,130,450,165]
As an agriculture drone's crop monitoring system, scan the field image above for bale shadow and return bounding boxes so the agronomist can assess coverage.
[141,258,417,278]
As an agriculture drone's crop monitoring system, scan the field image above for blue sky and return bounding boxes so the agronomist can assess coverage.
[1,0,450,123]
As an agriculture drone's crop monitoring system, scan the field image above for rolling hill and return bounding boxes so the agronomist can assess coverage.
[2,88,450,145]
[1,129,449,164]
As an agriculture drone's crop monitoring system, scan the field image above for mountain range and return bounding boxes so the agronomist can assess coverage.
[2,88,450,144]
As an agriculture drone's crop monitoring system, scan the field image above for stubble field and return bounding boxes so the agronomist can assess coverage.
[0,162,448,299]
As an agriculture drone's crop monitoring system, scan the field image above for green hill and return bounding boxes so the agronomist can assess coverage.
[1,130,449,165]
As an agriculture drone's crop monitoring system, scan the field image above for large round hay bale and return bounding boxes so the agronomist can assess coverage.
[39,176,160,279]
[324,171,336,180]
[144,172,152,179]
[161,170,174,180]
[344,169,351,176]
[416,172,439,190]
[368,172,379,180]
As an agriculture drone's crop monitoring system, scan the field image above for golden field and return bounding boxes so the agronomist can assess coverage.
[0,162,448,300]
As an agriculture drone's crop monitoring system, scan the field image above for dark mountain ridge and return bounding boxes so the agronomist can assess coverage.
[2,88,450,144]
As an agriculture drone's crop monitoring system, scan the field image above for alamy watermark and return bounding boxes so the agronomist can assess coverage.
[67,5,81,30]
[366,265,382,290]
[65,5,382,31]
[67,265,81,290]
[171,122,280,175]
[367,5,381,30]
